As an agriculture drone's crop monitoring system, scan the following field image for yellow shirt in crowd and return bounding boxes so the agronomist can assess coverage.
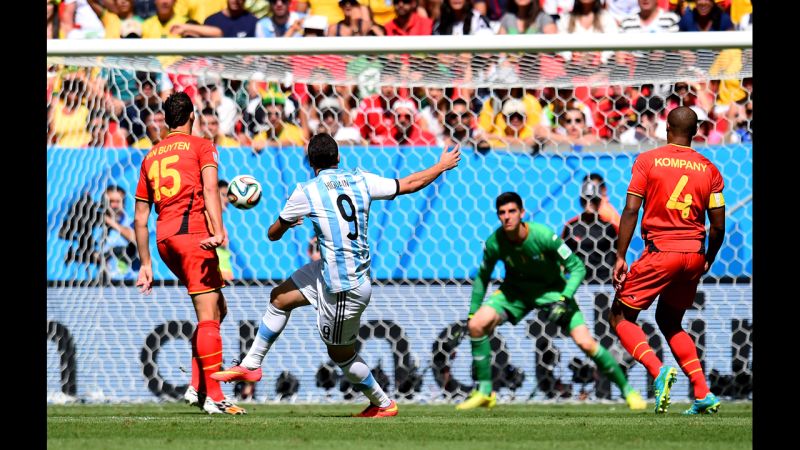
[142,14,189,39]
[478,94,543,138]
[360,0,396,26]
[52,100,91,147]
[174,0,228,24]
[253,123,305,146]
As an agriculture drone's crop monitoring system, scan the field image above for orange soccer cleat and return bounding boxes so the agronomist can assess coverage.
[353,400,399,418]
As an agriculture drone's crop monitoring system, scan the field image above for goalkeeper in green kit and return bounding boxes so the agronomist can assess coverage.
[456,192,646,410]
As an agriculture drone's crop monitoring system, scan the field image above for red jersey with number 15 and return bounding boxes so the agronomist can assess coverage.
[627,144,725,253]
[135,131,219,243]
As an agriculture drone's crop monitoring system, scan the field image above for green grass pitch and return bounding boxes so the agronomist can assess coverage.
[48,402,752,450]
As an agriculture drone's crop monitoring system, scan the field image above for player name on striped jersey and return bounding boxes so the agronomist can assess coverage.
[653,158,708,172]
[280,167,398,293]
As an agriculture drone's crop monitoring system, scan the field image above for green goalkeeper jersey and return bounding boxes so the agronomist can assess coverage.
[470,222,587,316]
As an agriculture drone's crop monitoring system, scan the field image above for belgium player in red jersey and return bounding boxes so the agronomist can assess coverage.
[134,92,245,415]
[610,106,726,416]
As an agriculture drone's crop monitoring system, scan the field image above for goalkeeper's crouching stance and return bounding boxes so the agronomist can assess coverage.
[457,192,646,411]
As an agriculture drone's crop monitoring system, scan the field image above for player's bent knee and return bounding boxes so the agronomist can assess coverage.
[327,344,356,364]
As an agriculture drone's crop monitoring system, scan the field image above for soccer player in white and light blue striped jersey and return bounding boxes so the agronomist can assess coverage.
[212,133,461,417]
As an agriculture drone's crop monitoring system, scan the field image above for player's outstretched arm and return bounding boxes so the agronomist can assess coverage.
[268,216,305,241]
[704,206,726,273]
[613,193,643,289]
[134,200,153,295]
[199,166,226,250]
[397,143,461,195]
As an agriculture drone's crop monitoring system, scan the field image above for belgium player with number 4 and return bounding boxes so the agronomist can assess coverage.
[610,106,726,416]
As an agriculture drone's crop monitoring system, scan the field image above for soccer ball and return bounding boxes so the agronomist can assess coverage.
[227,175,262,210]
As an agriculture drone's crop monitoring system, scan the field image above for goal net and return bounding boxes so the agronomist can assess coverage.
[47,33,752,404]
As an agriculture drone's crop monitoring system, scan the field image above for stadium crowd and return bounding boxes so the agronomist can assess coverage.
[47,0,753,153]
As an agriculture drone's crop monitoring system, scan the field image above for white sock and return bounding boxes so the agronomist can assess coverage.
[338,354,391,407]
[241,303,289,370]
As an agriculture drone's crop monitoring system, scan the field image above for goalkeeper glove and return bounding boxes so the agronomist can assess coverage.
[547,296,569,323]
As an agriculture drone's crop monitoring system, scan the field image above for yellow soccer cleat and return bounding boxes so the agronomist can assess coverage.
[625,390,647,410]
[455,390,497,410]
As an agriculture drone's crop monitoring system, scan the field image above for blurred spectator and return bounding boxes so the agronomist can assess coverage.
[477,84,543,144]
[142,0,189,38]
[443,98,482,150]
[547,107,601,147]
[216,179,235,282]
[245,0,272,18]
[691,105,724,145]
[313,97,363,144]
[557,0,618,66]
[300,14,330,36]
[204,0,258,37]
[498,0,557,34]
[330,0,371,36]
[620,0,680,32]
[133,108,168,148]
[542,0,574,17]
[417,87,446,141]
[47,0,60,39]
[174,0,227,23]
[487,98,538,151]
[728,100,751,144]
[561,180,617,284]
[620,94,664,145]
[354,83,401,144]
[730,0,751,29]
[678,0,733,31]
[122,75,165,142]
[473,0,506,22]
[134,0,157,18]
[389,99,437,145]
[95,185,139,283]
[102,65,142,106]
[360,0,397,26]
[256,0,304,37]
[433,0,493,35]
[251,98,305,151]
[87,111,127,147]
[668,0,726,15]
[200,108,241,146]
[417,0,443,21]
[51,78,92,147]
[102,0,144,38]
[385,0,433,35]
[604,0,640,24]
[619,109,653,145]
[617,0,680,78]
[583,173,620,227]
[709,49,748,118]
[61,0,106,39]
[296,0,347,24]
[197,78,238,135]
[307,236,321,262]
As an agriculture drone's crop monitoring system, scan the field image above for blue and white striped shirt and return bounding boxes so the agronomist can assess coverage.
[279,168,399,293]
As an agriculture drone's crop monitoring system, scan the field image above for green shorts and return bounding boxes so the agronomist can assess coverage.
[483,282,585,332]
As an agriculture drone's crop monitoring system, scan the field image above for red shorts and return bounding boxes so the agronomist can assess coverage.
[616,250,705,311]
[157,233,225,295]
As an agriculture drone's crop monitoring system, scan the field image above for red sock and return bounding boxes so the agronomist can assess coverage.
[190,328,201,391]
[615,320,662,379]
[196,320,224,402]
[667,331,710,399]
